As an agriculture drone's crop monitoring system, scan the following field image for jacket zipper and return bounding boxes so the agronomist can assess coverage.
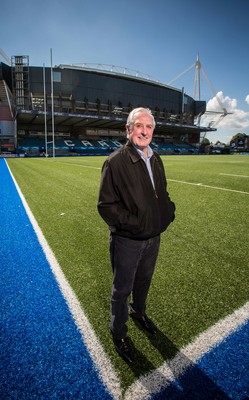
[151,157,158,199]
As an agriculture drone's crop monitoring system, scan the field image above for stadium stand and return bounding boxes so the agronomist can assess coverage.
[16,137,199,157]
[0,56,216,156]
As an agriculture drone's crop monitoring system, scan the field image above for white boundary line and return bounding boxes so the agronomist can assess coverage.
[45,160,249,194]
[168,179,249,195]
[57,161,102,170]
[124,302,249,400]
[219,173,249,178]
[5,159,249,400]
[5,160,122,400]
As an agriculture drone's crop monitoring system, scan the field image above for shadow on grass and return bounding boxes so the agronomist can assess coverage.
[126,323,230,399]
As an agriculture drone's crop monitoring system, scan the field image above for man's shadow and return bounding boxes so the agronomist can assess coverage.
[126,322,230,399]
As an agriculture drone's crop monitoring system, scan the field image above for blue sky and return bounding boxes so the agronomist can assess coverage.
[1,0,249,144]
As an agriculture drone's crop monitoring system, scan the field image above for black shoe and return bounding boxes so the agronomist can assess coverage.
[113,337,134,363]
[130,313,158,334]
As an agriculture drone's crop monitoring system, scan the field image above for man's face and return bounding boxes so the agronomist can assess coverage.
[126,112,154,152]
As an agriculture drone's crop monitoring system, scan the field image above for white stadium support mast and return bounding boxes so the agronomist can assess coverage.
[0,48,11,65]
[168,54,231,128]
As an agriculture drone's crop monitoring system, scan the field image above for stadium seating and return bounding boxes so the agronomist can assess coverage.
[17,138,199,156]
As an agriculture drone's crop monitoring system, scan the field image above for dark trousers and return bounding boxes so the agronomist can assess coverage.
[109,233,160,340]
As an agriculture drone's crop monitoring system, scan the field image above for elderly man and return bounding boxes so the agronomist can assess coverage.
[97,107,175,363]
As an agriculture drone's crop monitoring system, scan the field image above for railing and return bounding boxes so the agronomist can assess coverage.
[29,93,194,125]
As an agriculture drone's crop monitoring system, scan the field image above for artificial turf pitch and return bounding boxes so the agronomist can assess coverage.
[1,154,249,399]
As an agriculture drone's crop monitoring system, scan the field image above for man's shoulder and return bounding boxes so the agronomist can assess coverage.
[108,142,136,162]
[108,144,125,159]
[152,150,163,164]
[152,149,160,159]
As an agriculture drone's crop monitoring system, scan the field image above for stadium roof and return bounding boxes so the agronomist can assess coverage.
[56,63,182,93]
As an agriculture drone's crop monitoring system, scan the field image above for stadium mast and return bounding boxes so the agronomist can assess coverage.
[168,54,231,128]
[0,48,11,65]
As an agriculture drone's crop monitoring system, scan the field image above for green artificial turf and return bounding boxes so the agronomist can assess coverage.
[7,154,249,391]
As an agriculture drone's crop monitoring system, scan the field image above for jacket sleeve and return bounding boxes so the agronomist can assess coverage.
[97,160,140,233]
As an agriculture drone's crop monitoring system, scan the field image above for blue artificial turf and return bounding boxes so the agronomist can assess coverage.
[153,321,249,400]
[0,158,113,399]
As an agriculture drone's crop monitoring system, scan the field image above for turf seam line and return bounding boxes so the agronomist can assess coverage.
[5,160,122,400]
[123,301,249,399]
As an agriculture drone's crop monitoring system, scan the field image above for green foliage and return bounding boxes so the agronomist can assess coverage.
[231,132,247,140]
[201,137,210,145]
[7,155,249,391]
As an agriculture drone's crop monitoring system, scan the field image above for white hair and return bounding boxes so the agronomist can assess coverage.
[126,107,156,133]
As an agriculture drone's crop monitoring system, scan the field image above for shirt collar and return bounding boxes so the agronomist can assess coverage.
[132,143,153,160]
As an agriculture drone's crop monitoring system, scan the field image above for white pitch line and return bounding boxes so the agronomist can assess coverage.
[5,160,122,400]
[54,161,102,170]
[124,302,249,400]
[44,161,249,194]
[168,179,249,195]
[220,173,249,178]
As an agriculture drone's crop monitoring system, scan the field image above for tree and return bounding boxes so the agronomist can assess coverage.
[201,137,210,145]
[231,132,246,141]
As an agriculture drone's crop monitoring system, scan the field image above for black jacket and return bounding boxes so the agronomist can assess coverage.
[97,141,175,240]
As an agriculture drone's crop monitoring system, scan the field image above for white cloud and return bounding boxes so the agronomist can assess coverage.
[201,91,249,133]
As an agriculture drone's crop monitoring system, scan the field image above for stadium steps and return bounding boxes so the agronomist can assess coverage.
[0,80,8,103]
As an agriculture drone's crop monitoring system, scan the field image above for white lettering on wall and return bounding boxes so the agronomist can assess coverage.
[81,140,93,147]
[112,140,122,147]
[97,140,110,147]
[64,140,75,147]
